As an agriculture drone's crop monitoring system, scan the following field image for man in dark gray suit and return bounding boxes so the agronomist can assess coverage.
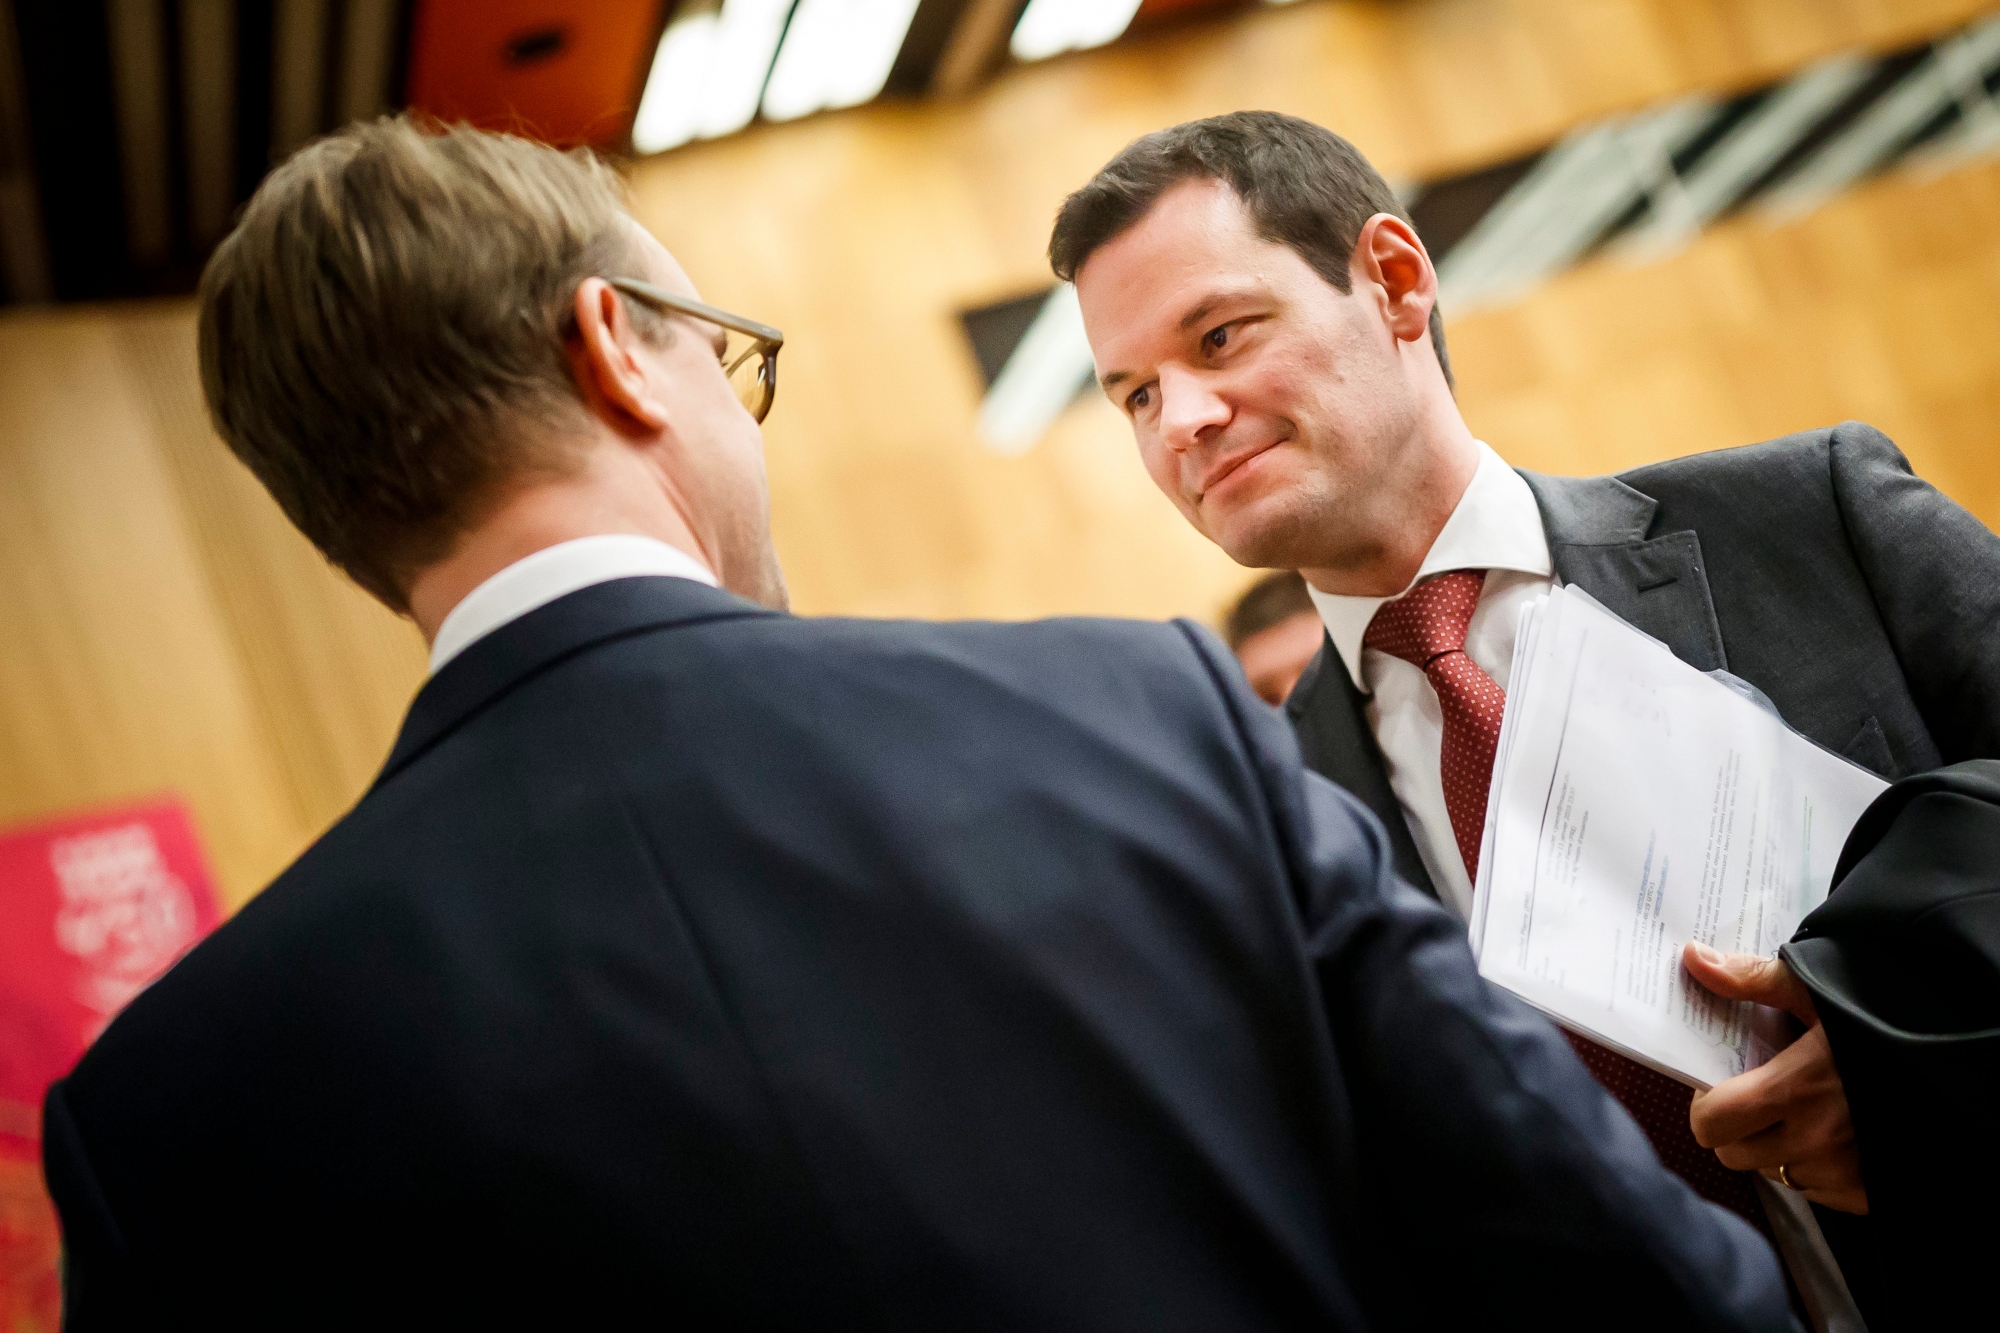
[42,117,1792,1330]
[1055,110,2000,1327]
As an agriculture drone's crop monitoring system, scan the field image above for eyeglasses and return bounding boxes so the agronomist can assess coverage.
[607,277,785,423]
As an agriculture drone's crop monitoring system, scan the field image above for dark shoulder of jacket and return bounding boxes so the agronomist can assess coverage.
[1822,418,1917,490]
[664,612,1251,770]
[780,611,1217,687]
[1614,421,1926,536]
[1613,423,1844,499]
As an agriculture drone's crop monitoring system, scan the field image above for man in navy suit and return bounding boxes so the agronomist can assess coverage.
[43,117,1790,1330]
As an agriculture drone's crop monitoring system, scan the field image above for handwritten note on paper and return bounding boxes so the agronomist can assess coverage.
[1470,586,1886,1088]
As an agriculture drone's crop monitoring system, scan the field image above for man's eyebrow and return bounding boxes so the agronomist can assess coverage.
[1177,298,1222,332]
[1177,287,1263,331]
[1097,287,1270,394]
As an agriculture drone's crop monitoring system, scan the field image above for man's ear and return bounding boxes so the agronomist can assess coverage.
[1353,213,1438,346]
[567,277,670,435]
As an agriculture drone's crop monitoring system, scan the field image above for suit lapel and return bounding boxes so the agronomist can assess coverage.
[1519,469,1728,673]
[374,576,774,792]
[1286,641,1440,901]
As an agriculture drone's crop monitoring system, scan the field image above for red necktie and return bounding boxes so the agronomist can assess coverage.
[1362,571,1504,880]
[1365,571,1766,1230]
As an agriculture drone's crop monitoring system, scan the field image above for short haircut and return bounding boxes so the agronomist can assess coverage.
[197,116,661,609]
[1224,570,1317,651]
[1047,110,1451,389]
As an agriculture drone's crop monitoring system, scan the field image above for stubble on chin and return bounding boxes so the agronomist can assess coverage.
[1207,481,1334,573]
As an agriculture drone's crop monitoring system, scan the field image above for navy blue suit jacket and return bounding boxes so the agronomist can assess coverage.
[44,577,1790,1329]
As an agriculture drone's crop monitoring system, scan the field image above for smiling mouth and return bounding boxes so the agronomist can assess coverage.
[1198,443,1272,499]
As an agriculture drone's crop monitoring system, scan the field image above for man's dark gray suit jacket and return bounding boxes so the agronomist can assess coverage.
[44,577,1789,1330]
[1286,420,2000,1328]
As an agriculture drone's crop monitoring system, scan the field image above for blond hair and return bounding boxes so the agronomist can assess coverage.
[198,116,656,608]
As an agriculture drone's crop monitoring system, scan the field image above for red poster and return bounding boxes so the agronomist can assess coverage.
[0,800,223,1331]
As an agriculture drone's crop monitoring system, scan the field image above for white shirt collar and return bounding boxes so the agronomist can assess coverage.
[1307,441,1552,690]
[427,534,717,675]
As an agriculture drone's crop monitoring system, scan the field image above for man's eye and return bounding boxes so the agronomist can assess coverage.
[1127,385,1151,412]
[1204,324,1230,351]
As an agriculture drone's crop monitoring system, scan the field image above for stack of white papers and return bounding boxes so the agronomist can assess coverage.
[1470,586,1888,1088]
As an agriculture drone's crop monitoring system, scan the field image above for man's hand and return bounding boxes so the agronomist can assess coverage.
[1682,942,1869,1214]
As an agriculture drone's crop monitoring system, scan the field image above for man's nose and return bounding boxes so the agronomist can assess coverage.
[1156,365,1230,453]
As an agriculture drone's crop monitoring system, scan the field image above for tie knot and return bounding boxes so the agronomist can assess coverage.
[1364,569,1486,668]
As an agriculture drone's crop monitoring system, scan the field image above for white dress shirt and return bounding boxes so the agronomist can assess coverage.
[428,534,717,675]
[1307,442,1553,919]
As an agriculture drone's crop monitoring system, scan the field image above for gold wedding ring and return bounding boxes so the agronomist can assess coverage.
[1777,1162,1805,1191]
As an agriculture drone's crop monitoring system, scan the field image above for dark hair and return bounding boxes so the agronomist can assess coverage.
[198,116,658,610]
[1048,110,1451,389]
[1224,570,1316,650]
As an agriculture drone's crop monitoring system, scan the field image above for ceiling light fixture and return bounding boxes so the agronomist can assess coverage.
[761,0,922,124]
[631,0,795,155]
[1009,0,1143,63]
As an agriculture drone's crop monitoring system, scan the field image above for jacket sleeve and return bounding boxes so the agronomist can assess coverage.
[42,1080,147,1331]
[1173,621,1796,1333]
[1830,420,2000,764]
[1785,760,2000,1331]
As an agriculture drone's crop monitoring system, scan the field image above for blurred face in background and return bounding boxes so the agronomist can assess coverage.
[1075,178,1436,577]
[1234,609,1325,706]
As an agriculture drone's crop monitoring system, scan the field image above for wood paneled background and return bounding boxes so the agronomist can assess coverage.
[2,0,1995,908]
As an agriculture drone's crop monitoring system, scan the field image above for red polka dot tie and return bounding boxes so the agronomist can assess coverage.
[1365,571,1767,1233]
[1362,570,1503,881]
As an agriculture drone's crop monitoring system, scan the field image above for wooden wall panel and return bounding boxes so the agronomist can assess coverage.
[0,312,309,908]
[0,0,1994,912]
[1367,0,1991,173]
[1450,156,2000,520]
